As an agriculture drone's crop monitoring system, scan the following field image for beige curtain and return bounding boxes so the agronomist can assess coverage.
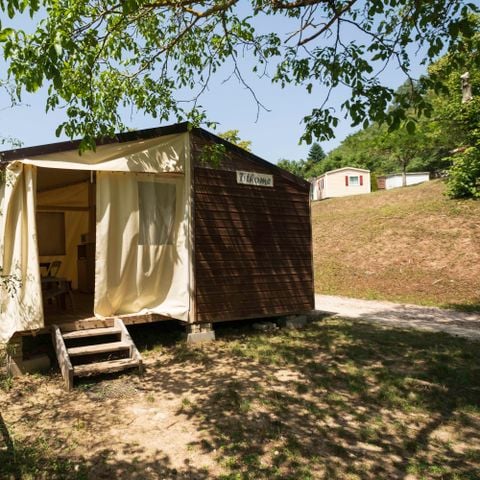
[94,171,189,320]
[0,163,43,343]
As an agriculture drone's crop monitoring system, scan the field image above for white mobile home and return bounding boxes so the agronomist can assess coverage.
[311,167,371,200]
[378,172,430,190]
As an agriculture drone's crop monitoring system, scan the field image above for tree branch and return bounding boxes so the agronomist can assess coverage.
[297,0,357,46]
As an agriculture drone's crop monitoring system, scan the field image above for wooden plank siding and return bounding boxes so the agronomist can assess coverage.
[191,131,314,323]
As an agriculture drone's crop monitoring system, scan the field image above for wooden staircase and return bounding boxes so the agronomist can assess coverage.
[52,318,143,391]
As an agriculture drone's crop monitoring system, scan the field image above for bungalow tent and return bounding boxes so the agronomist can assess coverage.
[0,123,314,388]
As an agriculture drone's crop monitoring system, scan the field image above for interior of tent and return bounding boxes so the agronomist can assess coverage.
[37,167,96,324]
[35,165,191,326]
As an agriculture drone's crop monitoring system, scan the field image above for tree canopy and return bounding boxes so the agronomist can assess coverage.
[277,25,480,198]
[306,143,325,165]
[218,129,252,151]
[278,142,325,179]
[0,0,478,149]
[277,158,307,178]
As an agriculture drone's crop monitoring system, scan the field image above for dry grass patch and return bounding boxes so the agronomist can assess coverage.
[1,319,479,479]
[312,180,480,309]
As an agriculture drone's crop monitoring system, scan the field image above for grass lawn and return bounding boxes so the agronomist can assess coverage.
[1,318,480,479]
[312,180,480,309]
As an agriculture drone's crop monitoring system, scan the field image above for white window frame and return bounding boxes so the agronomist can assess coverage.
[349,175,360,186]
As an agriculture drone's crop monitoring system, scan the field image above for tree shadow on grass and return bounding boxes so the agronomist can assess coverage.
[0,412,22,480]
[443,302,480,314]
[1,319,480,479]
[142,320,480,479]
[0,433,211,480]
[2,382,212,479]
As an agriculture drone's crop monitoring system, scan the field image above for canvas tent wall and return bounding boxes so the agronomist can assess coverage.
[0,130,191,343]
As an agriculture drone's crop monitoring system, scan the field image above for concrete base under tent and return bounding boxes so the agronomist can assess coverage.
[0,123,314,389]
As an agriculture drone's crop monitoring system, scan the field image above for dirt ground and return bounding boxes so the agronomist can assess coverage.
[1,319,480,480]
[2,333,227,479]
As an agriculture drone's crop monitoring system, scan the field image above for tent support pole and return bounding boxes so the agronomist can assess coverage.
[88,173,96,243]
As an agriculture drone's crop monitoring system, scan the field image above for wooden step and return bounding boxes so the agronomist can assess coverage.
[67,341,130,357]
[62,327,121,340]
[73,358,140,377]
[52,319,143,391]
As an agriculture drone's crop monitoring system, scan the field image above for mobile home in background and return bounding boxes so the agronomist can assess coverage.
[377,172,430,190]
[311,167,371,200]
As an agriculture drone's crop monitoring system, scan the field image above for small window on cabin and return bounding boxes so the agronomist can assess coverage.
[137,182,176,246]
[349,176,359,186]
[36,212,66,256]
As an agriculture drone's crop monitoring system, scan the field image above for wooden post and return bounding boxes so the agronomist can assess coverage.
[52,325,74,391]
[114,318,144,375]
[88,173,96,243]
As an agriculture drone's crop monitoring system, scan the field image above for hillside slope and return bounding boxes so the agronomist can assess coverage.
[312,180,480,309]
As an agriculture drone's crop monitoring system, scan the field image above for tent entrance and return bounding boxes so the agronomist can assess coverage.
[36,167,96,325]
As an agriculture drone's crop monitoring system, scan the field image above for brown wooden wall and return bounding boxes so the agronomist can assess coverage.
[191,131,314,323]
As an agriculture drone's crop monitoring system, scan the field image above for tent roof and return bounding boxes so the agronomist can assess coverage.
[0,122,309,189]
[0,122,190,162]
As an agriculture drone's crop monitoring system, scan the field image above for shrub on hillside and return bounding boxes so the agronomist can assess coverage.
[446,147,480,199]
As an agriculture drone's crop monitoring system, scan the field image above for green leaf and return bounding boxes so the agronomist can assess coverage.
[0,28,14,42]
[405,120,416,135]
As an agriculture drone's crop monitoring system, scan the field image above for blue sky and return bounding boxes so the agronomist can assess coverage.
[0,6,430,163]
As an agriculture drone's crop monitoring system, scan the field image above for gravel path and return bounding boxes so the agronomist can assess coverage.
[315,294,480,340]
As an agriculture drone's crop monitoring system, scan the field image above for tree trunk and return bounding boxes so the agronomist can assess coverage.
[402,161,407,187]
